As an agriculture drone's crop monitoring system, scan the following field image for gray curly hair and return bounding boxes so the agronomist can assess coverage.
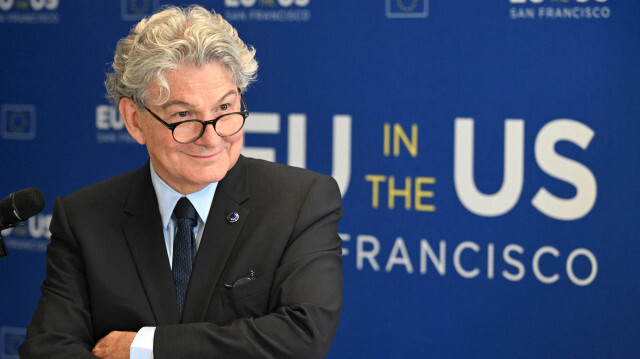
[105,5,258,106]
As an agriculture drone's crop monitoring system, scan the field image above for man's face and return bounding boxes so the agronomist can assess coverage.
[133,62,243,194]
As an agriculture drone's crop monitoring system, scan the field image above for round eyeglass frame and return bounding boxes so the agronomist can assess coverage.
[142,89,249,144]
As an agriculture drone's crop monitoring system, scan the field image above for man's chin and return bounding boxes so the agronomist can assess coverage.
[200,169,230,184]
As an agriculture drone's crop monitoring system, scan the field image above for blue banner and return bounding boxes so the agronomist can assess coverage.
[1,0,638,357]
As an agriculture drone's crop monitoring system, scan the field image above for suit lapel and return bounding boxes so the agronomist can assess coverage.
[182,156,251,323]
[121,163,180,325]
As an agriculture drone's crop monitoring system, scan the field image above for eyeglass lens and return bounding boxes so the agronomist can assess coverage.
[172,113,244,143]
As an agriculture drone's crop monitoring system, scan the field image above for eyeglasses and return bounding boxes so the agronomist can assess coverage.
[143,90,249,144]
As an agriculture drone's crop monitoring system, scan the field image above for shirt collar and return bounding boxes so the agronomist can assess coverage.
[149,161,218,229]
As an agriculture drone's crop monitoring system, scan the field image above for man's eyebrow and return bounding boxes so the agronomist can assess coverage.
[161,100,194,110]
[160,90,238,110]
[217,90,238,103]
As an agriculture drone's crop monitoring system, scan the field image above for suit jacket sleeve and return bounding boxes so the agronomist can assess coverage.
[19,196,98,358]
[19,167,159,358]
[153,172,343,359]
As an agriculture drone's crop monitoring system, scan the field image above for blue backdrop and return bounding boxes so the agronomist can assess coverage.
[1,0,638,358]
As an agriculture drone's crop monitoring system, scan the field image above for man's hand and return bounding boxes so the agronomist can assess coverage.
[92,331,137,359]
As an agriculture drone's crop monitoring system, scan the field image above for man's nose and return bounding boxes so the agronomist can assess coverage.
[195,122,221,145]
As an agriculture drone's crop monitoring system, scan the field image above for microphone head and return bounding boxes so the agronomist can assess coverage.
[0,188,45,227]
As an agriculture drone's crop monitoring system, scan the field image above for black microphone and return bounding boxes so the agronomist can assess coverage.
[0,188,45,258]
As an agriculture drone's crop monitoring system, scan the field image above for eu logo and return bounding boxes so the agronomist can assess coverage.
[121,0,159,21]
[386,0,428,18]
[1,326,26,359]
[1,105,36,140]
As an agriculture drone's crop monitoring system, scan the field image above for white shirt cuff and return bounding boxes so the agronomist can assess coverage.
[130,326,155,359]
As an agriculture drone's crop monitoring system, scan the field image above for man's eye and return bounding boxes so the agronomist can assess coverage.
[219,104,229,111]
[177,111,190,117]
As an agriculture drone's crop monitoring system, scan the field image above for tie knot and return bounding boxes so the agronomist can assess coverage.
[174,197,197,226]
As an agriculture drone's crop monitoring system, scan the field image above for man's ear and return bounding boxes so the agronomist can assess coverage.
[119,97,146,145]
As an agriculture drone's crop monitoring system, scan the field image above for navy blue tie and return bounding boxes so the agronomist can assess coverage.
[172,197,197,319]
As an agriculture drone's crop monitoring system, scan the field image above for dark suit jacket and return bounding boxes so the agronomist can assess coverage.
[19,156,343,358]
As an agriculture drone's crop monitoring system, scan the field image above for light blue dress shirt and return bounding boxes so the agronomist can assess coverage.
[130,162,218,359]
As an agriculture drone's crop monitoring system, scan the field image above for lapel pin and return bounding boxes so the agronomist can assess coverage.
[226,212,240,223]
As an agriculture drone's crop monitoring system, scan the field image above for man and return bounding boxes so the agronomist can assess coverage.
[19,5,343,359]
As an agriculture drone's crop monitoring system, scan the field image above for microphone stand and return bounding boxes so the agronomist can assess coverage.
[0,232,7,258]
[1,222,33,258]
[0,224,21,258]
